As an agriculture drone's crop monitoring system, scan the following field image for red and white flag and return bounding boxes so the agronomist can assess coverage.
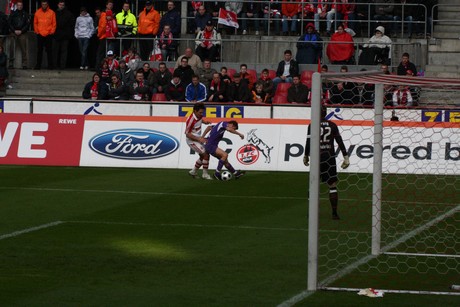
[218,8,239,29]
[6,0,18,14]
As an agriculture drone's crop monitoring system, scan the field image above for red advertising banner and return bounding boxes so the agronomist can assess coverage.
[0,113,84,166]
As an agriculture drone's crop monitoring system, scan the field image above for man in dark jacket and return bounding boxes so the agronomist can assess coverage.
[8,1,30,69]
[165,72,186,102]
[227,73,252,103]
[107,73,129,100]
[159,1,181,36]
[273,49,299,93]
[152,62,172,93]
[208,72,228,102]
[173,57,194,86]
[53,1,75,69]
[0,10,8,47]
[129,70,151,101]
[287,75,309,104]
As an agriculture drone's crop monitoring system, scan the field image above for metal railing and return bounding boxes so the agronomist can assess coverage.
[105,36,422,71]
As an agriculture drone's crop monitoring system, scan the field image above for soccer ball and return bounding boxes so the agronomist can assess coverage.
[221,171,233,181]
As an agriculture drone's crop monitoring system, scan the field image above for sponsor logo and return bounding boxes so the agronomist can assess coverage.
[422,110,460,122]
[59,118,78,124]
[325,107,343,120]
[247,129,273,163]
[237,144,259,165]
[89,129,179,160]
[84,102,103,115]
[0,122,48,158]
[0,100,3,113]
[178,106,244,118]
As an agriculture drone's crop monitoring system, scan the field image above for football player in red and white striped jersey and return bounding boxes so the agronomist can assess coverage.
[185,102,212,179]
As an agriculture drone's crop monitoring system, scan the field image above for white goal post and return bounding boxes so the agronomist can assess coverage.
[307,70,460,295]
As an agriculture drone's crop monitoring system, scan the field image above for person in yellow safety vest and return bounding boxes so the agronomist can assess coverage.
[116,2,138,53]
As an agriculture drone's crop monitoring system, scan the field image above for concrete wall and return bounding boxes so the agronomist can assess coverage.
[15,32,427,72]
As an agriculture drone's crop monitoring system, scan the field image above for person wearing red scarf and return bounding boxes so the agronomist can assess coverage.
[82,73,108,100]
[326,24,355,64]
[159,25,178,61]
[195,20,221,62]
[208,72,228,102]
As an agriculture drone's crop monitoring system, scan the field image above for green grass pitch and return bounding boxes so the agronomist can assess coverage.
[0,166,459,306]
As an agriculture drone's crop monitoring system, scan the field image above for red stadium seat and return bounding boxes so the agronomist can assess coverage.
[272,94,288,104]
[275,82,291,96]
[301,70,314,88]
[151,93,166,102]
[227,68,237,79]
[168,67,175,74]
[272,82,291,104]
[246,69,257,85]
[268,69,277,80]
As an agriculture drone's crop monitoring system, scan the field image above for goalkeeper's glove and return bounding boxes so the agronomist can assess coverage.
[341,155,350,169]
[303,155,309,167]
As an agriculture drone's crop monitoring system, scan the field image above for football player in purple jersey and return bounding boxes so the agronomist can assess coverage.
[202,120,245,180]
[304,106,350,220]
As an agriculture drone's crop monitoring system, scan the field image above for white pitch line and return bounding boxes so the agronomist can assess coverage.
[0,221,63,241]
[278,204,460,306]
[66,220,370,235]
[277,290,315,307]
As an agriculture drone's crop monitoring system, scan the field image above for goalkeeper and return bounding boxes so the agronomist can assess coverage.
[304,106,350,220]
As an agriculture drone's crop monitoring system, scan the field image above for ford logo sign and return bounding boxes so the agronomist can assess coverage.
[89,129,179,160]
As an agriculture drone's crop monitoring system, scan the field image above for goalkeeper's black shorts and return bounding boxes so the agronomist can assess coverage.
[320,154,338,185]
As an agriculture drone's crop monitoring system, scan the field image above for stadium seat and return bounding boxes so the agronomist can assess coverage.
[247,69,257,84]
[151,93,166,102]
[168,67,175,74]
[301,70,314,88]
[272,82,291,104]
[227,68,237,79]
[268,69,277,80]
[272,94,288,104]
[274,82,291,96]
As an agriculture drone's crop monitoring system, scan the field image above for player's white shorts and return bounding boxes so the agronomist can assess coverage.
[186,139,206,155]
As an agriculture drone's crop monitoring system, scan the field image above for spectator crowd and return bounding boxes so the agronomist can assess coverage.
[0,0,434,106]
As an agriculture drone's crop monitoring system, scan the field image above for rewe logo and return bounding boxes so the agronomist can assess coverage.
[0,122,48,158]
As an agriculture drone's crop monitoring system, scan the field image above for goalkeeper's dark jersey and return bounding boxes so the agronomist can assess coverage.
[305,120,347,158]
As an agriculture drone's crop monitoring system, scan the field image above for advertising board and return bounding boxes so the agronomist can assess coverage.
[0,113,84,166]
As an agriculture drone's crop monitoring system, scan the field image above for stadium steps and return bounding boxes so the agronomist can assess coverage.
[425,0,460,79]
[419,89,460,107]
[424,64,460,78]
[6,69,94,98]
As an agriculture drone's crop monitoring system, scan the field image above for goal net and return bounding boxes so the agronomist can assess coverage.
[307,71,460,295]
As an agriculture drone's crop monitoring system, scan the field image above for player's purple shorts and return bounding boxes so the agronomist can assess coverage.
[205,143,218,157]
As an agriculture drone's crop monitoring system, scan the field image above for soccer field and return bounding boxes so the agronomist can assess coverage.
[0,166,459,306]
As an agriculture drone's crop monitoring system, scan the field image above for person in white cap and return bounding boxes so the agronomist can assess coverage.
[358,26,392,65]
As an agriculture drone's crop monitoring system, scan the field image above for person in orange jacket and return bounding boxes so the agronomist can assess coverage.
[33,0,56,70]
[137,0,160,60]
[95,0,114,70]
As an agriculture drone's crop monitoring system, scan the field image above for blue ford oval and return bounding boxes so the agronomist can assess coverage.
[89,129,179,160]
